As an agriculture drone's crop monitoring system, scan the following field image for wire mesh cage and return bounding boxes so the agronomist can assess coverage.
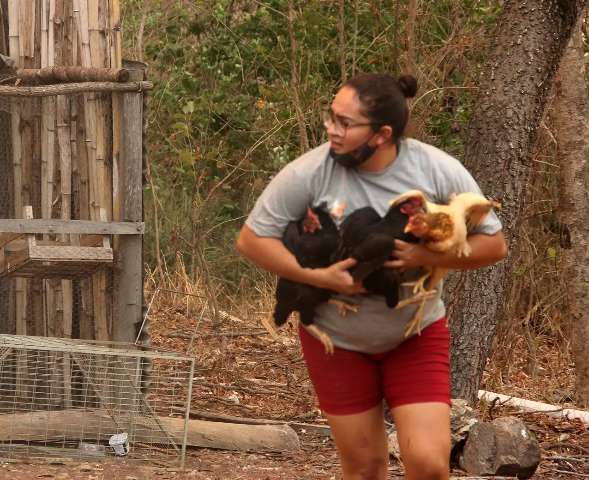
[0,335,195,466]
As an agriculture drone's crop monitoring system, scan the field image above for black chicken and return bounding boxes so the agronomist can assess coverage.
[337,197,423,308]
[273,203,341,354]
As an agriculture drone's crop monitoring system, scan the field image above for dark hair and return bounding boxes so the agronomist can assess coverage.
[344,73,417,145]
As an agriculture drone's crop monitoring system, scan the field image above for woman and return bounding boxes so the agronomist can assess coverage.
[236,73,507,480]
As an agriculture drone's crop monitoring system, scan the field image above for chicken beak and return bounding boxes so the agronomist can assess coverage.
[404,223,412,234]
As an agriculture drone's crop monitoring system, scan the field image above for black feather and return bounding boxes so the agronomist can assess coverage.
[273,205,339,327]
[337,201,418,308]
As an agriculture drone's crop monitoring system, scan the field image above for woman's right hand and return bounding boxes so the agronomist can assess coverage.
[310,258,366,295]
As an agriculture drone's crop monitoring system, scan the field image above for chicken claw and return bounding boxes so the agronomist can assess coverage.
[306,324,335,355]
[328,299,359,316]
[260,315,280,340]
[402,273,431,295]
[404,299,426,337]
[394,289,437,309]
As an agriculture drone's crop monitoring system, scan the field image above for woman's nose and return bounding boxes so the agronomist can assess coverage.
[325,120,341,137]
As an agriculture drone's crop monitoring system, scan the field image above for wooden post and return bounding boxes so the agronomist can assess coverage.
[115,68,143,343]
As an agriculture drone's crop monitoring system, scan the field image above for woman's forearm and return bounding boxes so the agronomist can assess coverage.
[236,225,364,295]
[424,232,508,270]
[236,225,318,285]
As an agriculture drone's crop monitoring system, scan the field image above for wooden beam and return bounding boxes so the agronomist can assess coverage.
[114,69,144,344]
[0,81,153,96]
[17,66,130,83]
[0,219,144,234]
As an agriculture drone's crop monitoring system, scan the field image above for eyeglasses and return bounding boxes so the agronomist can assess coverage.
[321,108,377,135]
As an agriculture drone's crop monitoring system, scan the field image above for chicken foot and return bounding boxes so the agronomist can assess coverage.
[306,324,335,355]
[404,299,426,337]
[394,289,437,309]
[260,314,280,340]
[328,299,359,317]
[398,271,435,337]
[402,271,431,295]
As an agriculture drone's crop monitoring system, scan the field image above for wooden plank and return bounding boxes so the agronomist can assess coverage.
[114,73,143,344]
[0,232,24,249]
[93,209,109,341]
[0,219,144,234]
[19,0,35,61]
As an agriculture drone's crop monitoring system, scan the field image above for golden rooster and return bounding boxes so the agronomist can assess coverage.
[390,190,500,336]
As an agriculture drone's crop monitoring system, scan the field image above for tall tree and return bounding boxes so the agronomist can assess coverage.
[553,16,589,408]
[447,0,588,404]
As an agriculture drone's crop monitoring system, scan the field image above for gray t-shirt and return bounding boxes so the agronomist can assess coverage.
[246,138,502,354]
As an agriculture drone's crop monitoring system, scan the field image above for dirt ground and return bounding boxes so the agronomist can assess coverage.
[2,298,588,479]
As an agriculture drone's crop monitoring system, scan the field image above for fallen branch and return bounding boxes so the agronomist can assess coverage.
[171,407,332,437]
[478,390,589,425]
[165,329,268,340]
[0,409,300,453]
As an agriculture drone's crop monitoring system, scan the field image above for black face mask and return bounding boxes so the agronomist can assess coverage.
[330,140,377,169]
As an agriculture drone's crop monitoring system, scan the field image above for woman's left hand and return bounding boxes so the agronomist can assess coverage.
[384,239,432,270]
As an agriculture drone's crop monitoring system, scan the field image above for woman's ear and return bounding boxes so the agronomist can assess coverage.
[376,125,393,145]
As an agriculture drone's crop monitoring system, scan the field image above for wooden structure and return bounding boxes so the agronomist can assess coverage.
[0,1,148,345]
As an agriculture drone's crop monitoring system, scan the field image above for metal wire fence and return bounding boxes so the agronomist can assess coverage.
[0,335,195,466]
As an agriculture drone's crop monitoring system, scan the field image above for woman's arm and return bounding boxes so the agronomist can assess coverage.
[236,225,365,295]
[386,231,507,270]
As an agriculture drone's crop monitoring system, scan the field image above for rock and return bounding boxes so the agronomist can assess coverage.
[459,416,541,479]
[388,399,479,461]
[450,398,479,449]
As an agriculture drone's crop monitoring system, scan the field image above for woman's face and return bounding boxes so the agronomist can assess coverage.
[325,86,377,154]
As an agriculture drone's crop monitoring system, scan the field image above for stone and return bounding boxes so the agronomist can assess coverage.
[388,398,480,461]
[450,398,479,449]
[459,416,541,479]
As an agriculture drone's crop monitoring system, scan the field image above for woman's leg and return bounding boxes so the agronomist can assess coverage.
[325,403,390,480]
[391,402,451,480]
[381,318,452,479]
[298,325,389,479]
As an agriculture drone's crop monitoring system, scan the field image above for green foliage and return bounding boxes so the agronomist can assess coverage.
[121,0,502,297]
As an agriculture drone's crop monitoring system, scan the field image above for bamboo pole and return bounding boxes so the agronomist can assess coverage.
[57,94,73,406]
[42,0,58,345]
[110,0,122,236]
[109,0,122,68]
[75,0,110,341]
[72,96,94,340]
[8,0,25,345]
[18,1,35,64]
[93,209,109,341]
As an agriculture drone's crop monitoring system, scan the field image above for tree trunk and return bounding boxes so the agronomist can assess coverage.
[553,17,589,408]
[447,0,588,404]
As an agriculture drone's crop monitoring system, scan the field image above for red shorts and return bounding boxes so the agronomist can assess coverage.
[299,318,450,415]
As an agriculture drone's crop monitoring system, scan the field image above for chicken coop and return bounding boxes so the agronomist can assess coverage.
[0,1,146,351]
[0,0,194,465]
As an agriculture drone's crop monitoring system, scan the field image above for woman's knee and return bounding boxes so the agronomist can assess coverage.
[403,451,449,480]
[342,454,388,480]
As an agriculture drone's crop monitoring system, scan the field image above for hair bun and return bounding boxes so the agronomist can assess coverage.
[397,75,418,98]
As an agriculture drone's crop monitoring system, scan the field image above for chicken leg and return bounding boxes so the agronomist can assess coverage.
[396,270,436,337]
[328,298,359,316]
[306,324,335,355]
